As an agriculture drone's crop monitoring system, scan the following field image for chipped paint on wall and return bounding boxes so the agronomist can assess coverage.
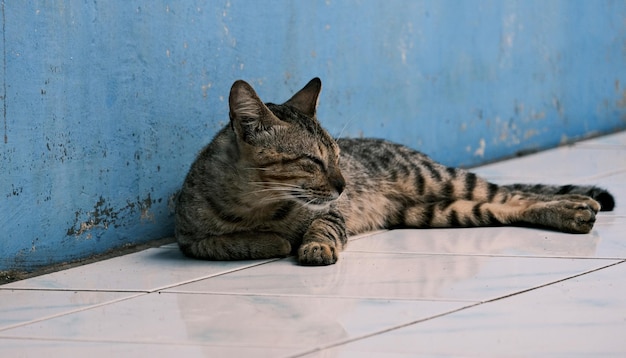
[66,194,157,239]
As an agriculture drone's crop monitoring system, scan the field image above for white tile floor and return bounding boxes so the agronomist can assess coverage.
[2,132,626,357]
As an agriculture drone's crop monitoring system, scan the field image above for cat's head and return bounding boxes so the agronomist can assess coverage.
[229,78,345,210]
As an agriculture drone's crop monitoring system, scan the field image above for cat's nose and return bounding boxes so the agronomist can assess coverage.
[330,174,346,195]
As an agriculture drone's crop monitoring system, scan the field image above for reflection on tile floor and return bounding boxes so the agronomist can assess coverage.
[3,248,276,292]
[304,261,626,357]
[1,292,468,349]
[166,254,616,301]
[1,132,625,357]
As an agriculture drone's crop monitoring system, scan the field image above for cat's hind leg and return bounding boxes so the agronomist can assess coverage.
[401,191,600,234]
[177,232,292,260]
[502,183,614,211]
[521,197,599,233]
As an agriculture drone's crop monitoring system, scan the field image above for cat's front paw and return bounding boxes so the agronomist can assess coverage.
[298,242,338,266]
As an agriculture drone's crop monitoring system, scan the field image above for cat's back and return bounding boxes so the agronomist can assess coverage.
[337,137,433,174]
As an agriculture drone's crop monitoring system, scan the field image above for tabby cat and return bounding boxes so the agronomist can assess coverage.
[175,78,615,266]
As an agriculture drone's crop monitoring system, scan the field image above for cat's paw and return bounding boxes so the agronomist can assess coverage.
[558,195,601,213]
[298,242,338,266]
[528,200,598,234]
[583,197,602,214]
[563,201,598,234]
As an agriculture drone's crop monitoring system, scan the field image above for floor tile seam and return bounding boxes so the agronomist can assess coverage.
[475,166,626,180]
[0,292,147,333]
[343,250,626,260]
[156,290,480,303]
[347,230,389,242]
[597,214,626,219]
[145,258,283,293]
[479,259,626,305]
[579,168,626,182]
[285,301,482,358]
[573,143,626,150]
[0,287,150,293]
[0,334,279,348]
[481,172,622,183]
[574,140,626,146]
[539,142,626,153]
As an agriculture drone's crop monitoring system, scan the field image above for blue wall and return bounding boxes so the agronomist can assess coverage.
[2,1,626,271]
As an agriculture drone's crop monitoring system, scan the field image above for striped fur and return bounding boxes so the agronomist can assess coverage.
[175,78,615,266]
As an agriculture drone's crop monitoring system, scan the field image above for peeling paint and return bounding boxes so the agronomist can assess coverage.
[140,194,155,223]
[167,192,179,215]
[473,138,486,157]
[530,111,545,120]
[398,21,414,65]
[201,82,212,98]
[524,129,539,140]
[66,194,156,238]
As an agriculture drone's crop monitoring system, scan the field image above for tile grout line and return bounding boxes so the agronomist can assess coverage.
[150,258,283,293]
[579,168,626,182]
[476,164,626,182]
[157,290,480,303]
[479,259,626,305]
[346,230,389,243]
[344,250,626,261]
[0,334,274,349]
[0,287,150,293]
[0,292,147,333]
[285,301,482,358]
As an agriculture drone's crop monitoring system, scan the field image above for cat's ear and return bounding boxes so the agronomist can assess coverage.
[284,77,322,117]
[229,80,282,142]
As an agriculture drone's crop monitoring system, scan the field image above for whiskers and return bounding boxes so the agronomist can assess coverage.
[242,167,271,171]
[244,181,336,211]
[247,181,303,197]
[245,182,304,204]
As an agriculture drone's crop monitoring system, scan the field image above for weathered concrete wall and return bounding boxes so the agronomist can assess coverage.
[2,1,626,271]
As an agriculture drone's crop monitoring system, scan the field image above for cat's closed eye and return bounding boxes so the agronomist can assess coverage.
[299,162,319,174]
[301,155,325,173]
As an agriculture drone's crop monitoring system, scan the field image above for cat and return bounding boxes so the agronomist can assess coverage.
[175,78,615,266]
